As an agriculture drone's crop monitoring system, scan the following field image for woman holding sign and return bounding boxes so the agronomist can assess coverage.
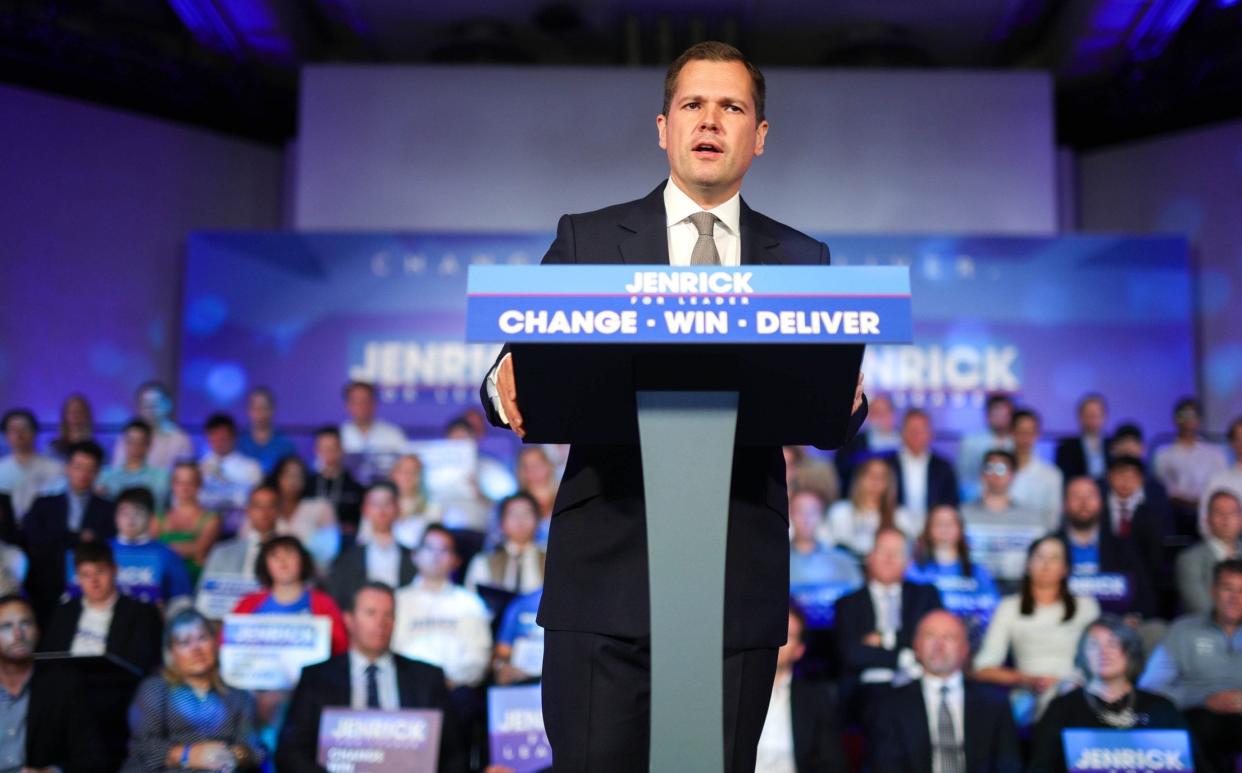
[907,504,999,648]
[125,609,265,772]
[233,535,349,656]
[1028,616,1194,773]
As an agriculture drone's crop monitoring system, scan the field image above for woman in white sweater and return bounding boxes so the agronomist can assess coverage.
[974,534,1100,722]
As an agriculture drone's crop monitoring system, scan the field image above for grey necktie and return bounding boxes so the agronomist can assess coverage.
[688,211,720,266]
[936,684,964,773]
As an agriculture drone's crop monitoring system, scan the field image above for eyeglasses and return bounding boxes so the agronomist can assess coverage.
[983,462,1010,476]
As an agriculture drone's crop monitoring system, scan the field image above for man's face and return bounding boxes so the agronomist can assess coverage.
[1065,478,1102,530]
[4,416,35,454]
[137,388,169,425]
[902,415,931,455]
[122,428,151,464]
[501,498,539,545]
[247,488,279,535]
[987,401,1013,434]
[789,492,824,542]
[116,502,151,541]
[77,561,117,605]
[346,387,376,426]
[316,434,343,470]
[416,531,458,581]
[1110,436,1144,459]
[775,612,806,671]
[65,451,100,493]
[1012,416,1039,454]
[981,455,1013,496]
[1107,466,1142,499]
[869,396,895,434]
[364,488,399,535]
[1212,571,1242,626]
[0,602,37,663]
[1175,404,1201,435]
[1080,400,1106,435]
[205,426,235,457]
[1207,494,1242,543]
[657,59,768,203]
[346,588,396,655]
[247,392,274,428]
[866,530,908,586]
[914,611,969,677]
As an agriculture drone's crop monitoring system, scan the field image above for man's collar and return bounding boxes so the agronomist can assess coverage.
[868,580,901,595]
[923,671,964,693]
[663,177,741,236]
[350,648,395,670]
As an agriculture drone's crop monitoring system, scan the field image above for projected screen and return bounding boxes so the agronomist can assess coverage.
[180,232,1192,437]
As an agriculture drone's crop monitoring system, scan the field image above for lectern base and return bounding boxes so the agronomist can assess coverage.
[637,390,738,773]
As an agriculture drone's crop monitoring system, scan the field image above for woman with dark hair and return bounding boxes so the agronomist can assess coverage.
[1029,615,1193,773]
[50,393,95,459]
[124,609,265,772]
[907,504,999,646]
[232,535,348,655]
[264,455,337,565]
[974,535,1100,722]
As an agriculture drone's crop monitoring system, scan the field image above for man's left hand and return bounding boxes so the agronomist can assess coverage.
[852,372,865,415]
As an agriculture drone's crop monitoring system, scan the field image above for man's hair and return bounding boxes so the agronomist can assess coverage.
[248,482,280,504]
[135,380,172,400]
[1213,558,1242,586]
[122,418,152,439]
[1078,393,1108,414]
[314,425,342,441]
[1107,455,1145,476]
[204,412,238,434]
[1207,489,1241,514]
[1,408,37,434]
[347,581,396,612]
[0,593,35,619]
[66,440,105,468]
[1011,408,1040,431]
[982,448,1017,470]
[902,407,930,426]
[365,480,399,502]
[1173,396,1201,417]
[247,386,276,405]
[254,535,315,587]
[74,540,116,569]
[662,41,766,123]
[1110,423,1144,444]
[985,393,1014,412]
[420,524,457,555]
[343,381,376,400]
[499,491,540,521]
[444,417,474,437]
[116,487,156,516]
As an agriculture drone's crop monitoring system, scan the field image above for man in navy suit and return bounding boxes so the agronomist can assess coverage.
[869,609,1020,773]
[277,582,467,773]
[479,41,867,772]
[886,408,959,527]
[21,441,116,624]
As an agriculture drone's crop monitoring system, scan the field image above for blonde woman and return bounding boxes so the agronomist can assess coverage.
[824,456,916,556]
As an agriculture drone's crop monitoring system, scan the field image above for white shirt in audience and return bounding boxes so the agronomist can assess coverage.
[1153,440,1227,501]
[349,649,399,710]
[1010,458,1064,530]
[0,453,64,519]
[898,449,930,522]
[340,420,407,455]
[922,671,965,773]
[70,595,118,656]
[392,578,492,687]
[365,541,402,589]
[754,671,796,773]
[824,500,917,556]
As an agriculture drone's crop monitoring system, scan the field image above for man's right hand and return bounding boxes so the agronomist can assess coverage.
[498,355,525,438]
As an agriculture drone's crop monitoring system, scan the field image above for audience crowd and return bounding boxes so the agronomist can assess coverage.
[1,382,1241,772]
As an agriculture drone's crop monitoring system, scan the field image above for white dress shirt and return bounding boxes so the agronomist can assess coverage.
[0,453,64,519]
[754,671,796,773]
[1153,440,1228,501]
[898,449,931,520]
[349,650,400,710]
[922,672,965,773]
[340,420,408,455]
[70,595,118,656]
[1010,457,1064,530]
[365,540,402,588]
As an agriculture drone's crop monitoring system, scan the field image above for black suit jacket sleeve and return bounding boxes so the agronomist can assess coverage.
[965,682,1021,773]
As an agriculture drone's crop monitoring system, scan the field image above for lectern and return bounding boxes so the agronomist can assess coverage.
[467,264,911,772]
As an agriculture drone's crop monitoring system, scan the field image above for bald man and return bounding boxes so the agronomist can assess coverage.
[869,610,1020,773]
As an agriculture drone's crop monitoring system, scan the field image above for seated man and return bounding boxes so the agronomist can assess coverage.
[277,582,467,773]
[96,419,170,505]
[956,394,1015,504]
[869,609,1020,773]
[39,541,163,771]
[196,484,279,618]
[1100,455,1167,589]
[1057,476,1157,619]
[789,489,863,630]
[1009,409,1064,530]
[328,482,417,610]
[886,409,959,528]
[1140,558,1242,773]
[1054,393,1109,481]
[308,426,365,535]
[237,386,298,475]
[754,604,846,773]
[464,492,546,595]
[0,593,104,773]
[1177,490,1242,614]
[0,408,65,520]
[21,440,116,623]
[834,527,941,718]
[392,526,492,689]
[104,487,192,609]
[960,449,1045,587]
[198,413,263,525]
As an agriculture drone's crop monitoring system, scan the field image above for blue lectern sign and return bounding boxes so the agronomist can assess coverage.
[466,266,911,344]
[1063,729,1193,773]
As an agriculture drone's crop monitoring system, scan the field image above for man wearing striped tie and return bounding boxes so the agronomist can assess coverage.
[868,610,1021,773]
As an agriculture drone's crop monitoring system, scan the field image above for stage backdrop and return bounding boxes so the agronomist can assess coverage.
[180,233,1192,438]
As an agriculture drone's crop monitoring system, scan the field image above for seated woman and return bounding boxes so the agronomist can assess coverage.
[358,453,441,548]
[824,456,916,556]
[974,535,1100,724]
[1030,615,1193,773]
[232,535,348,656]
[907,504,1000,647]
[124,608,265,772]
[152,462,221,585]
[266,455,338,568]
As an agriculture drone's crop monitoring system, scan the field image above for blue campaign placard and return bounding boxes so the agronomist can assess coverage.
[465,265,912,344]
[1063,729,1194,773]
[488,684,552,773]
[790,582,858,629]
[1068,573,1132,604]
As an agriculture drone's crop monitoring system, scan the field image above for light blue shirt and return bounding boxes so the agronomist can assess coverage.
[0,674,30,773]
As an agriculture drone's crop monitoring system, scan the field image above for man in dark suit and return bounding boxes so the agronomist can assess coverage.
[277,582,467,773]
[479,41,867,772]
[0,593,104,773]
[885,408,959,525]
[834,527,941,720]
[869,609,1020,773]
[38,541,163,771]
[21,440,116,624]
[308,426,365,537]
[1059,476,1158,619]
[1054,393,1110,482]
[327,482,417,609]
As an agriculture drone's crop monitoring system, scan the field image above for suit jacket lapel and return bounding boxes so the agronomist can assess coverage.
[739,200,784,266]
[618,183,671,265]
[908,683,933,773]
[327,656,353,707]
[394,657,424,708]
[963,682,985,769]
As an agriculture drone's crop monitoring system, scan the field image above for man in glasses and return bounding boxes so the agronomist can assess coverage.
[961,449,1044,590]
